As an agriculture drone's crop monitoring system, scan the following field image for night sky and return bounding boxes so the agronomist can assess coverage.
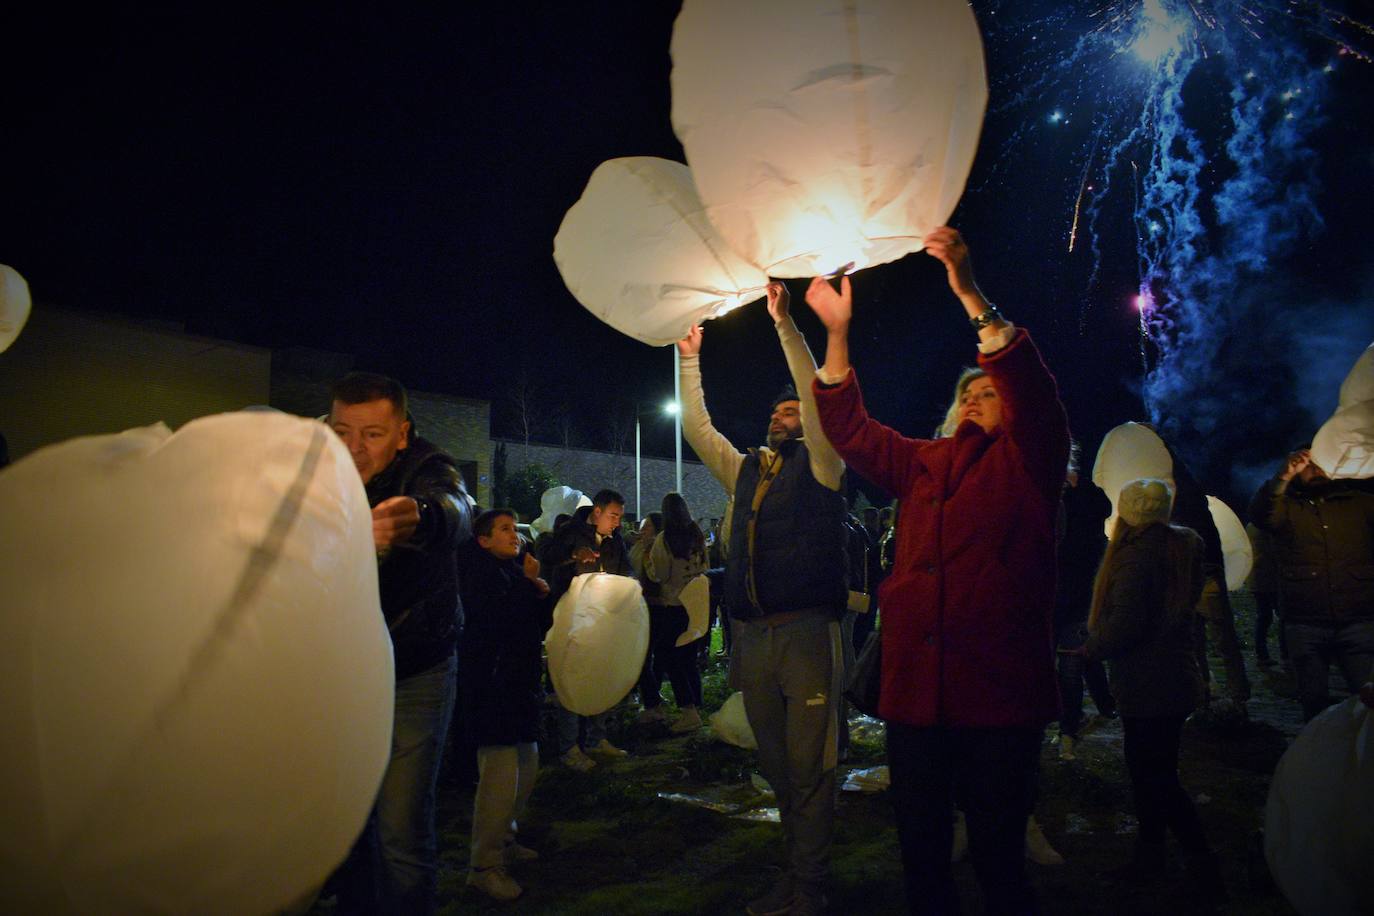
[5,2,1373,508]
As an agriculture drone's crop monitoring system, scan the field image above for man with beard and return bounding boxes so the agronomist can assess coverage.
[1250,445,1374,721]
[676,281,846,916]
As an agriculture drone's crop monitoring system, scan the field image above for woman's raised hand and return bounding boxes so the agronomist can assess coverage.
[805,275,852,333]
[677,324,704,356]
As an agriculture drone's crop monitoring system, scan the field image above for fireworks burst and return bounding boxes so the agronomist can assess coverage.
[976,0,1371,445]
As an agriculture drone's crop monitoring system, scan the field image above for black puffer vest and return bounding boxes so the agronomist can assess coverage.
[724,438,847,618]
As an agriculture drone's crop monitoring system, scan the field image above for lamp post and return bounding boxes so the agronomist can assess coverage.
[635,397,681,520]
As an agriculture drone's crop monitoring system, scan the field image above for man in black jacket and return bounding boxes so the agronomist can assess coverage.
[1250,446,1374,721]
[329,372,472,915]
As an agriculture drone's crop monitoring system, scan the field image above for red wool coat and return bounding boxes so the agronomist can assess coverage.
[814,330,1069,727]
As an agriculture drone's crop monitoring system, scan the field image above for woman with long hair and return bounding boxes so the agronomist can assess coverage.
[807,227,1068,913]
[642,492,709,732]
[1082,478,1224,900]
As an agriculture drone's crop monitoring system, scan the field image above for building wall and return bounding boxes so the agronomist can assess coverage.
[498,438,728,522]
[0,305,270,461]
[270,351,493,506]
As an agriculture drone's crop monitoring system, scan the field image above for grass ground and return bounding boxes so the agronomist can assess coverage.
[320,596,1339,915]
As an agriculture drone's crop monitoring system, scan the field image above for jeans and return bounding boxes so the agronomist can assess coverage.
[887,723,1043,915]
[1193,574,1251,702]
[375,653,457,915]
[1056,622,1116,737]
[640,605,700,708]
[1284,620,1374,721]
[555,705,608,754]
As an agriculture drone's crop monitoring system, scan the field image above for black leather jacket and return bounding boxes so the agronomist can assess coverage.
[365,437,473,681]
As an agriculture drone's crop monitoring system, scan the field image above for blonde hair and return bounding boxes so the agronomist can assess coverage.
[1087,518,1201,632]
[938,367,987,438]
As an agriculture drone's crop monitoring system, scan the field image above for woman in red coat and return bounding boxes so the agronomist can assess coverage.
[808,228,1069,915]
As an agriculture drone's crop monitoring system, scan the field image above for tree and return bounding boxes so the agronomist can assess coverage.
[490,442,509,509]
[504,463,557,521]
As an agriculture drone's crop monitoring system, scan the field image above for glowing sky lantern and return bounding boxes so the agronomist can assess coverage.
[1091,421,1174,535]
[1206,495,1252,590]
[1265,693,1374,915]
[1311,342,1374,479]
[0,413,393,915]
[546,573,650,716]
[554,157,769,346]
[670,0,988,278]
[0,263,32,354]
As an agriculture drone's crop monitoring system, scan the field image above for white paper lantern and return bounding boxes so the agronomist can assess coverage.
[708,691,758,750]
[0,413,394,915]
[675,574,711,648]
[1265,694,1374,915]
[670,0,988,278]
[1206,495,1253,590]
[546,573,650,716]
[1337,342,1374,406]
[531,485,591,536]
[1092,422,1175,536]
[0,263,32,354]
[1312,401,1374,479]
[554,157,770,346]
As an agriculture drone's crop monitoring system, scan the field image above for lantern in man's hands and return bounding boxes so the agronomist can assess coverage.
[555,157,769,346]
[546,573,650,715]
[0,413,393,915]
[0,264,32,353]
[1311,342,1374,479]
[1206,495,1252,590]
[670,0,987,277]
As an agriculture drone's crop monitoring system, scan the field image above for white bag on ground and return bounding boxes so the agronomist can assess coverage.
[676,574,711,647]
[0,263,32,354]
[554,157,769,346]
[671,0,987,277]
[546,573,650,716]
[710,691,758,750]
[1264,693,1374,916]
[0,412,393,916]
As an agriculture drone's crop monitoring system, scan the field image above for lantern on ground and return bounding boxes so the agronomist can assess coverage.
[671,0,988,277]
[546,572,650,715]
[0,413,393,915]
[555,157,769,346]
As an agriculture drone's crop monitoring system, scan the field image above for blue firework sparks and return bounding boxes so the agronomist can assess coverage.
[977,0,1372,455]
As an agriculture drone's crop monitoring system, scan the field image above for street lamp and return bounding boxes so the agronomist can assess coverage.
[636,398,680,520]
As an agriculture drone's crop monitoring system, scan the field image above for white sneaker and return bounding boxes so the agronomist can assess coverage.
[588,738,628,758]
[467,865,522,901]
[561,746,596,772]
[1025,815,1066,865]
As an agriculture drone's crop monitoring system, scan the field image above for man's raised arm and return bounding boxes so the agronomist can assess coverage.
[676,325,744,494]
[770,282,843,492]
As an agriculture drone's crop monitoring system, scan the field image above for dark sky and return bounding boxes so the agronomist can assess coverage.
[5,2,1372,506]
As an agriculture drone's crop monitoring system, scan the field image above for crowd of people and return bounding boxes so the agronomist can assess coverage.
[309,226,1371,915]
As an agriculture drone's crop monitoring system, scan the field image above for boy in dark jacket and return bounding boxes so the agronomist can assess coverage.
[460,509,553,902]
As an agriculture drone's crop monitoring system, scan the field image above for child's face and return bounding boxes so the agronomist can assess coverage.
[478,515,521,560]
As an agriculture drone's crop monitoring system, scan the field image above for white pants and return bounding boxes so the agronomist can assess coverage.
[470,743,539,869]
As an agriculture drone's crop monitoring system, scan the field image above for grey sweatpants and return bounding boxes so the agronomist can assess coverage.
[734,613,842,890]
